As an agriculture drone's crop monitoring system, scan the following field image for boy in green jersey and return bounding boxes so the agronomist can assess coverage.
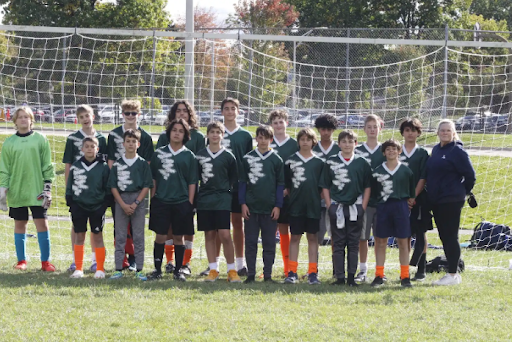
[109,130,153,281]
[321,130,372,286]
[370,139,415,288]
[148,119,198,281]
[156,100,205,276]
[0,107,55,272]
[269,109,298,276]
[197,122,241,283]
[240,125,284,283]
[284,128,324,285]
[66,137,110,279]
[355,114,385,283]
[63,105,107,273]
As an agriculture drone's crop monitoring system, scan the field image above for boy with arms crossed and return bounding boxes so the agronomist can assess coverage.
[66,137,109,279]
[321,130,372,286]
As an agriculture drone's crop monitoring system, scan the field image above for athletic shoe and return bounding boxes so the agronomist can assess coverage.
[370,276,385,287]
[284,271,299,284]
[146,270,162,281]
[89,262,97,273]
[244,275,255,284]
[347,280,358,287]
[308,272,321,285]
[354,271,367,283]
[67,262,76,272]
[205,269,219,282]
[135,271,147,281]
[331,278,345,285]
[383,276,388,282]
[263,276,276,283]
[180,264,192,277]
[237,267,248,277]
[14,260,27,271]
[199,266,210,276]
[70,270,84,278]
[432,273,461,286]
[412,273,426,282]
[41,261,56,272]
[110,271,124,280]
[173,273,187,282]
[401,277,413,287]
[227,270,242,283]
[165,262,175,274]
[94,270,106,279]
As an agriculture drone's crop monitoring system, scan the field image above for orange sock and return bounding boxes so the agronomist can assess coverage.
[74,244,84,271]
[400,265,410,279]
[95,247,106,272]
[308,262,317,275]
[280,233,290,274]
[183,249,192,266]
[289,260,298,273]
[165,245,174,263]
[376,265,385,278]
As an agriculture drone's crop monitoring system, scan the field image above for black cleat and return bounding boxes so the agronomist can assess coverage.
[173,273,187,282]
[237,267,248,277]
[244,275,255,284]
[147,270,163,281]
[331,278,345,285]
[401,277,413,287]
[165,262,175,274]
[371,276,385,287]
[411,273,426,282]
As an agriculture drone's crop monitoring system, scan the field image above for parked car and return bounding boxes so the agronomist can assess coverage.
[97,104,122,124]
[53,108,75,123]
[455,115,483,131]
[347,114,366,127]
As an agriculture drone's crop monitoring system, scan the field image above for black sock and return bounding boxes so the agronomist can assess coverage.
[154,242,164,273]
[418,253,426,274]
[347,273,356,284]
[174,245,185,275]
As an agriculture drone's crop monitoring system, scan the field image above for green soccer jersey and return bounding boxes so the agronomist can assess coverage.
[156,128,206,154]
[285,152,324,219]
[241,149,284,215]
[66,159,110,211]
[313,141,341,162]
[371,162,416,204]
[356,142,386,207]
[150,145,198,204]
[270,135,298,162]
[222,126,253,190]
[107,125,154,162]
[399,144,429,188]
[319,153,372,205]
[109,155,153,193]
[0,131,54,208]
[196,147,238,211]
[62,129,108,164]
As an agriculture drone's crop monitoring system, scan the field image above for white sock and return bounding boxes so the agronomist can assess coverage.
[185,240,193,250]
[209,262,218,272]
[72,252,75,263]
[360,262,368,274]
[91,252,96,263]
[227,263,236,272]
[236,257,244,271]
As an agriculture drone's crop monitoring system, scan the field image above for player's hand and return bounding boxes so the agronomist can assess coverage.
[0,187,8,211]
[271,207,280,221]
[122,203,134,216]
[37,183,52,209]
[362,203,367,212]
[241,204,250,220]
[128,203,138,212]
[407,198,416,209]
[283,189,289,197]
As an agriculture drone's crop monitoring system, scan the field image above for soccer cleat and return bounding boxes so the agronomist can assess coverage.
[432,273,461,286]
[67,262,76,272]
[135,271,147,281]
[331,278,345,286]
[199,266,210,276]
[94,270,105,279]
[146,270,163,281]
[263,276,276,283]
[401,277,413,287]
[180,264,191,277]
[41,261,56,272]
[354,271,367,283]
[237,267,248,277]
[308,272,321,285]
[89,262,97,273]
[284,271,299,284]
[174,273,187,282]
[205,269,219,282]
[347,274,358,287]
[227,270,242,283]
[412,273,426,282]
[244,275,255,284]
[14,260,27,271]
[110,271,124,280]
[70,270,84,278]
[370,276,385,287]
[165,262,175,274]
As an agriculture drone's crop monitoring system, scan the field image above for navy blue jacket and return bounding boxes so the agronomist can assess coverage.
[426,141,476,204]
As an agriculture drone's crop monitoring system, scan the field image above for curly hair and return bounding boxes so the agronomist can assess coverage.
[166,118,191,144]
[381,139,402,153]
[167,100,198,129]
[314,114,337,130]
[399,117,423,136]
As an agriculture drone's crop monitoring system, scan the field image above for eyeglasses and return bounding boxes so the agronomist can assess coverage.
[123,112,138,116]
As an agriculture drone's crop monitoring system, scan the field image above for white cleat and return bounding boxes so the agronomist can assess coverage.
[432,273,461,286]
[70,270,84,279]
[94,270,105,279]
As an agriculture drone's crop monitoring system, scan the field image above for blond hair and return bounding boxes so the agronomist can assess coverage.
[121,99,141,113]
[76,104,94,117]
[437,119,460,142]
[13,106,34,130]
[364,114,382,127]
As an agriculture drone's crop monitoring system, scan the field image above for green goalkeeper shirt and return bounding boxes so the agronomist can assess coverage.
[399,144,429,189]
[355,143,386,207]
[313,141,340,162]
[196,147,238,211]
[156,128,206,154]
[66,158,110,212]
[107,125,154,162]
[62,129,108,164]
[222,126,253,191]
[371,162,416,203]
[270,135,298,162]
[0,131,55,208]
[109,155,153,193]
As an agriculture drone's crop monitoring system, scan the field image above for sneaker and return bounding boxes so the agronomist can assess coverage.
[67,262,76,272]
[401,277,413,287]
[347,280,358,287]
[174,273,187,282]
[263,276,276,283]
[354,271,367,283]
[308,272,321,285]
[94,270,106,279]
[244,275,255,284]
[41,261,56,272]
[331,278,345,285]
[284,271,299,284]
[370,276,385,287]
[227,270,242,283]
[432,273,461,286]
[205,269,219,282]
[412,273,426,282]
[146,270,162,281]
[70,270,84,278]
[135,271,147,281]
[165,262,175,274]
[89,262,97,273]
[180,264,192,277]
[110,271,124,279]
[14,260,27,271]
[237,267,248,277]
[199,266,210,276]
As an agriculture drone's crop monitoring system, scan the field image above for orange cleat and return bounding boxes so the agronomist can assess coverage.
[14,260,27,270]
[41,261,56,272]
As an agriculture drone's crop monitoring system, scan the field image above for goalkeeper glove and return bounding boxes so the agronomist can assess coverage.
[37,182,52,209]
[0,187,8,211]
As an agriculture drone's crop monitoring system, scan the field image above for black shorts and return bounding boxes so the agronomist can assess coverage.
[197,210,231,231]
[277,197,290,224]
[231,190,242,214]
[289,216,320,235]
[149,198,194,236]
[375,199,411,239]
[70,204,106,234]
[9,206,47,221]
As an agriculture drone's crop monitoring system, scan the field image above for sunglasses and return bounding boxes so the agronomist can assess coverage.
[123,112,138,116]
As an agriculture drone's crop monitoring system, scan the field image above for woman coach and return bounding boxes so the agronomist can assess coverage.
[426,119,476,286]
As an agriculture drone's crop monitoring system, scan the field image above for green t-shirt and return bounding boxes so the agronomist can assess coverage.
[222,126,253,191]
[150,145,198,204]
[319,153,372,205]
[313,141,340,162]
[156,128,206,154]
[270,136,298,162]
[371,162,416,203]
[240,149,284,215]
[355,143,386,207]
[109,155,153,193]
[196,147,238,211]
[0,131,55,208]
[399,144,429,189]
[66,159,110,211]
[107,125,154,162]
[62,129,108,164]
[284,152,324,219]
